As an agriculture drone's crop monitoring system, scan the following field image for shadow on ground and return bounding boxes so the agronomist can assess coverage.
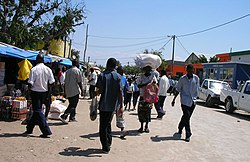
[196,101,223,109]
[0,132,39,138]
[59,147,105,157]
[150,132,184,142]
[214,110,250,121]
[80,129,142,140]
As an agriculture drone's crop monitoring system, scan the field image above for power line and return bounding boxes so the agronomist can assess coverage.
[176,37,190,55]
[177,13,250,37]
[88,38,167,48]
[88,35,166,40]
[158,37,173,51]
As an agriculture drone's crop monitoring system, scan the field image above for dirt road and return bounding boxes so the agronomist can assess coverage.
[0,96,250,162]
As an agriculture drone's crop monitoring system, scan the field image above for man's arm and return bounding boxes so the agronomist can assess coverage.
[78,82,84,96]
[171,90,179,106]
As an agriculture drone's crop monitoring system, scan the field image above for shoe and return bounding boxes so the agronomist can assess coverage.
[40,134,50,138]
[138,128,143,133]
[102,147,110,154]
[120,131,129,139]
[59,115,68,124]
[185,133,192,142]
[23,131,32,135]
[144,128,150,133]
[69,119,77,122]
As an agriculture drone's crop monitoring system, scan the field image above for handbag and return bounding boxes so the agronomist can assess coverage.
[89,96,98,121]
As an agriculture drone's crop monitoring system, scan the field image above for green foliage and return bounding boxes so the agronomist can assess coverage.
[209,56,220,62]
[192,54,208,63]
[123,65,142,75]
[0,0,86,49]
[71,49,80,60]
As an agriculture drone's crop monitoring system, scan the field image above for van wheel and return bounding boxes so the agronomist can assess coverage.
[225,98,235,113]
[205,95,213,107]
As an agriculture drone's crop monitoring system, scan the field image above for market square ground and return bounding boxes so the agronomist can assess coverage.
[1,96,250,162]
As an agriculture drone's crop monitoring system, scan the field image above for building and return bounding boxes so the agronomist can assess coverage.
[203,50,250,89]
[165,53,203,79]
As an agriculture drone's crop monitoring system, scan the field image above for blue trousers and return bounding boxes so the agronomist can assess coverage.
[26,91,52,135]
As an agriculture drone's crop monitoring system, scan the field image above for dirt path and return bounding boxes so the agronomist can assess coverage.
[0,96,250,162]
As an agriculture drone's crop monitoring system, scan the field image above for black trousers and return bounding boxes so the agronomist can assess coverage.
[26,91,52,135]
[99,111,114,150]
[178,104,195,137]
[132,91,140,107]
[89,85,95,99]
[63,94,79,120]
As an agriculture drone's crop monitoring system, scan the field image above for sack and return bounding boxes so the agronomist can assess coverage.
[90,97,98,121]
[143,83,159,103]
[134,54,162,69]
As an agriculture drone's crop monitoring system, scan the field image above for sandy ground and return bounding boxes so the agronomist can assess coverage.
[1,96,250,162]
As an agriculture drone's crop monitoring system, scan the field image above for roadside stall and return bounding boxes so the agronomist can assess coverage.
[0,42,66,121]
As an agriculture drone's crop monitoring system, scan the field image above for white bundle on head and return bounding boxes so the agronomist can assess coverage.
[134,54,162,69]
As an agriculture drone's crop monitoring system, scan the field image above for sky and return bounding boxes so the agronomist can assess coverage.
[70,0,250,66]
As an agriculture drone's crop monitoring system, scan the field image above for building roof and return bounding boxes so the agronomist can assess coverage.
[230,50,250,56]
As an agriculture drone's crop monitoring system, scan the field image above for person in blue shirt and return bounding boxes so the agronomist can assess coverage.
[171,64,200,142]
[96,58,123,153]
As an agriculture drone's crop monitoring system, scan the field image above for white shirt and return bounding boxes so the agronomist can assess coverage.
[28,63,55,92]
[176,74,200,107]
[158,75,170,96]
[89,71,97,86]
[59,72,65,85]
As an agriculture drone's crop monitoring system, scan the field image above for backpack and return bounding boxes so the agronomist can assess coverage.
[143,82,159,103]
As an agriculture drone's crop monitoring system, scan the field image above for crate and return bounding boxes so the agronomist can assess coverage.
[11,111,27,120]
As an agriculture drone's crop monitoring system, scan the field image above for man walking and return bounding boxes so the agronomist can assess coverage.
[25,53,55,138]
[88,67,97,99]
[96,58,123,153]
[156,70,170,119]
[171,64,200,142]
[60,60,84,123]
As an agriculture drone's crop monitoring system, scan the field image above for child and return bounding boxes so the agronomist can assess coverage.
[125,77,133,111]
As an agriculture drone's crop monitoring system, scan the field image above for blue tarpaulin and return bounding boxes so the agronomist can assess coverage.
[59,58,72,66]
[0,43,51,63]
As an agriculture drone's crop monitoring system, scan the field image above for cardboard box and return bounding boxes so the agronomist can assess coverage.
[12,100,27,109]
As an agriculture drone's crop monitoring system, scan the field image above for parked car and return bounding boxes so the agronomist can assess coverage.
[198,79,231,107]
[220,80,250,113]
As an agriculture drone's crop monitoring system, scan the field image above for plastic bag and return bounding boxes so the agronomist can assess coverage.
[90,97,98,121]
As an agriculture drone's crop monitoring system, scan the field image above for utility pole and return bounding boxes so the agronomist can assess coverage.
[171,35,176,75]
[63,36,67,58]
[68,39,72,58]
[83,24,89,64]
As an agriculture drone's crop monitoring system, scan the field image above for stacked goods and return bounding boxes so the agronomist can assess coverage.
[134,54,162,69]
[0,96,14,120]
[11,97,27,120]
[0,62,5,86]
[48,100,66,120]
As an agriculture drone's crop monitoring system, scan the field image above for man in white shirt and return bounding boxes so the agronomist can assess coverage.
[88,67,97,99]
[25,53,55,138]
[171,64,200,142]
[156,70,170,119]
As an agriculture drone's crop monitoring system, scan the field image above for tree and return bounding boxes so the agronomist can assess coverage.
[123,65,141,75]
[71,49,80,60]
[209,56,220,62]
[0,0,86,49]
[192,54,208,63]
